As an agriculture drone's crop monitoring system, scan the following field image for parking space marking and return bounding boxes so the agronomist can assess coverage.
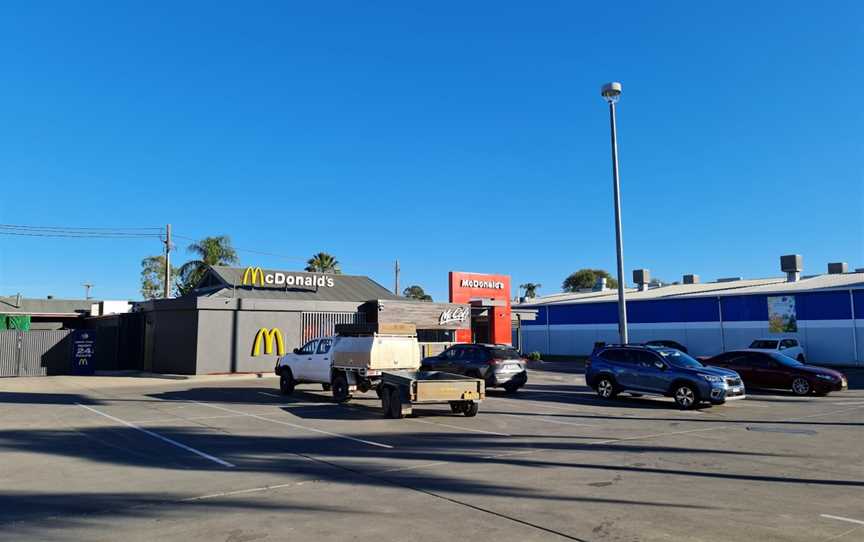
[180,480,312,502]
[821,515,864,526]
[76,403,235,468]
[590,425,729,445]
[129,414,249,424]
[258,392,281,398]
[499,413,596,428]
[406,418,511,436]
[191,401,394,449]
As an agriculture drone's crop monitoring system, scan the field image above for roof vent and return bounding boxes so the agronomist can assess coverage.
[827,262,848,274]
[592,277,608,292]
[683,274,700,285]
[781,254,803,282]
[717,277,743,283]
[47,295,54,300]
[632,269,650,292]
[15,293,22,308]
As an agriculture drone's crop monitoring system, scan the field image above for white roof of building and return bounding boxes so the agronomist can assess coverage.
[518,272,864,307]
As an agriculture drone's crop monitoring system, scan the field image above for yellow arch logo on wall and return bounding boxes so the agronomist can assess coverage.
[252,328,285,356]
[242,266,265,286]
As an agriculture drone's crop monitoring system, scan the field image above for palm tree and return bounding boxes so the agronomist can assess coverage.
[177,236,239,294]
[520,283,542,299]
[305,252,341,274]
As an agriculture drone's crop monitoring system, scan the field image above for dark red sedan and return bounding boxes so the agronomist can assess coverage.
[705,350,847,396]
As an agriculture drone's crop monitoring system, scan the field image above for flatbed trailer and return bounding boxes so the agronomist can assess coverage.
[377,370,485,418]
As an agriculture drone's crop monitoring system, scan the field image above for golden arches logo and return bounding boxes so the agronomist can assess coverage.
[252,328,285,356]
[242,266,265,286]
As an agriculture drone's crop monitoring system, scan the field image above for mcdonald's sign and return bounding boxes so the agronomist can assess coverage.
[242,266,265,286]
[252,328,285,356]
[241,266,335,288]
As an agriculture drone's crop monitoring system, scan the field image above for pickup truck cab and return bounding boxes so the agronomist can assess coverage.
[276,337,335,393]
[747,338,806,362]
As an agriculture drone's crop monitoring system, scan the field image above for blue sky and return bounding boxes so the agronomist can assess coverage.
[1,1,862,301]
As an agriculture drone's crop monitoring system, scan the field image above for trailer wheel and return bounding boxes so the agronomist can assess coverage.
[463,402,479,417]
[381,387,392,418]
[332,373,351,403]
[449,402,465,414]
[388,388,404,419]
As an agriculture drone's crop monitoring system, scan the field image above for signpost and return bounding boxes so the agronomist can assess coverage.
[70,330,96,375]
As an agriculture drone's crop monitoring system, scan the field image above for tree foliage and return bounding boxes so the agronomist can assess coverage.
[403,285,432,301]
[305,252,341,274]
[176,236,239,295]
[519,283,542,298]
[140,255,176,299]
[562,269,618,292]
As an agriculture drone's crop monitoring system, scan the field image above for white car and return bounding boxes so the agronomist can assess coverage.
[276,337,335,393]
[747,338,806,362]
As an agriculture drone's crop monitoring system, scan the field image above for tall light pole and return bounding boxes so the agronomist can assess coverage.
[602,81,628,344]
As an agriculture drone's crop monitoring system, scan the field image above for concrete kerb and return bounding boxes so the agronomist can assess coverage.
[0,372,278,391]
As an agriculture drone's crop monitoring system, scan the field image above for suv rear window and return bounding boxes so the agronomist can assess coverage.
[489,348,522,360]
[750,340,779,349]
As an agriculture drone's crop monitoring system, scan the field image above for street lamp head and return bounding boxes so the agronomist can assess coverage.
[601,81,622,104]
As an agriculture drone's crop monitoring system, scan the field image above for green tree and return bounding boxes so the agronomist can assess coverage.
[519,283,542,298]
[305,252,341,274]
[176,236,239,295]
[562,269,619,292]
[403,285,432,301]
[140,255,176,299]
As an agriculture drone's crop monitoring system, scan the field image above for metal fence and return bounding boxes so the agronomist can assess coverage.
[300,311,365,343]
[0,330,72,377]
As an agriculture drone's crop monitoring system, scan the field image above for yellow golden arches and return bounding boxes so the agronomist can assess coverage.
[242,266,265,286]
[252,328,285,356]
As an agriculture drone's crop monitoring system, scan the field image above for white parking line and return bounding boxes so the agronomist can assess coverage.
[181,480,311,502]
[76,403,235,468]
[192,401,393,449]
[130,414,248,424]
[258,392,280,398]
[407,418,511,436]
[821,514,864,526]
[499,413,595,428]
[590,425,729,445]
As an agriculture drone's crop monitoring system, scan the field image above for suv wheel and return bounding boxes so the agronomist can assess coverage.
[792,377,811,396]
[673,383,699,410]
[596,377,618,399]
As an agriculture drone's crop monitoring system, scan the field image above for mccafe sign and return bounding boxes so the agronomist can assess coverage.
[242,266,335,288]
[439,306,470,325]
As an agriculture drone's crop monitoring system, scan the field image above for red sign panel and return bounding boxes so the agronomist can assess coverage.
[448,271,511,345]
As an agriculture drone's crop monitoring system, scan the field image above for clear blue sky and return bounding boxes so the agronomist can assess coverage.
[1,1,862,301]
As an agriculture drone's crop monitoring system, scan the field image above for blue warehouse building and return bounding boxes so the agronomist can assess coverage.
[517,261,864,366]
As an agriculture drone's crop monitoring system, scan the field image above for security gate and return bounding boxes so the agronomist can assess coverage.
[300,311,365,343]
[0,330,72,377]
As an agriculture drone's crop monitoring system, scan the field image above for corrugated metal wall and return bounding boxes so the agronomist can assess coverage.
[0,330,72,377]
[300,311,365,343]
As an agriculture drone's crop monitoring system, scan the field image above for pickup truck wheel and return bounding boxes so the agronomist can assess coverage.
[673,383,699,409]
[596,377,618,399]
[463,402,479,417]
[332,374,351,403]
[279,371,295,395]
[388,388,404,419]
[381,387,392,417]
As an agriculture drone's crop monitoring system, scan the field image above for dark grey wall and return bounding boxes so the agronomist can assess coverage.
[147,309,199,374]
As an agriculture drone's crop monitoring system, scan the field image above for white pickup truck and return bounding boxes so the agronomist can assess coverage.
[275,332,419,401]
[274,327,485,418]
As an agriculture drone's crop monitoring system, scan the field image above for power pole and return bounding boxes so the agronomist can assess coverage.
[82,283,93,300]
[394,258,400,295]
[163,224,172,299]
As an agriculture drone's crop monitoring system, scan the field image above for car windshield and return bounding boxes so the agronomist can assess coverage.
[750,340,779,349]
[657,349,704,368]
[490,348,523,360]
[769,353,804,367]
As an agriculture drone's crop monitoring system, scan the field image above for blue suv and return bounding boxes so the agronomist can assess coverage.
[586,345,745,409]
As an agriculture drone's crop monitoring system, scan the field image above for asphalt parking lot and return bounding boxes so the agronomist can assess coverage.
[1,363,863,542]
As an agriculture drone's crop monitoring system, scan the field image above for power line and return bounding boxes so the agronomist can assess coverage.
[172,234,308,262]
[0,224,162,231]
[0,231,161,238]
[0,223,162,239]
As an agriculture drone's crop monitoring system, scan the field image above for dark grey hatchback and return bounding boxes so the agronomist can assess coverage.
[421,344,528,393]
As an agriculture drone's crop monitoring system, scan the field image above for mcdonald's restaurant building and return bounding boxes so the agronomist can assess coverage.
[124,266,532,375]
